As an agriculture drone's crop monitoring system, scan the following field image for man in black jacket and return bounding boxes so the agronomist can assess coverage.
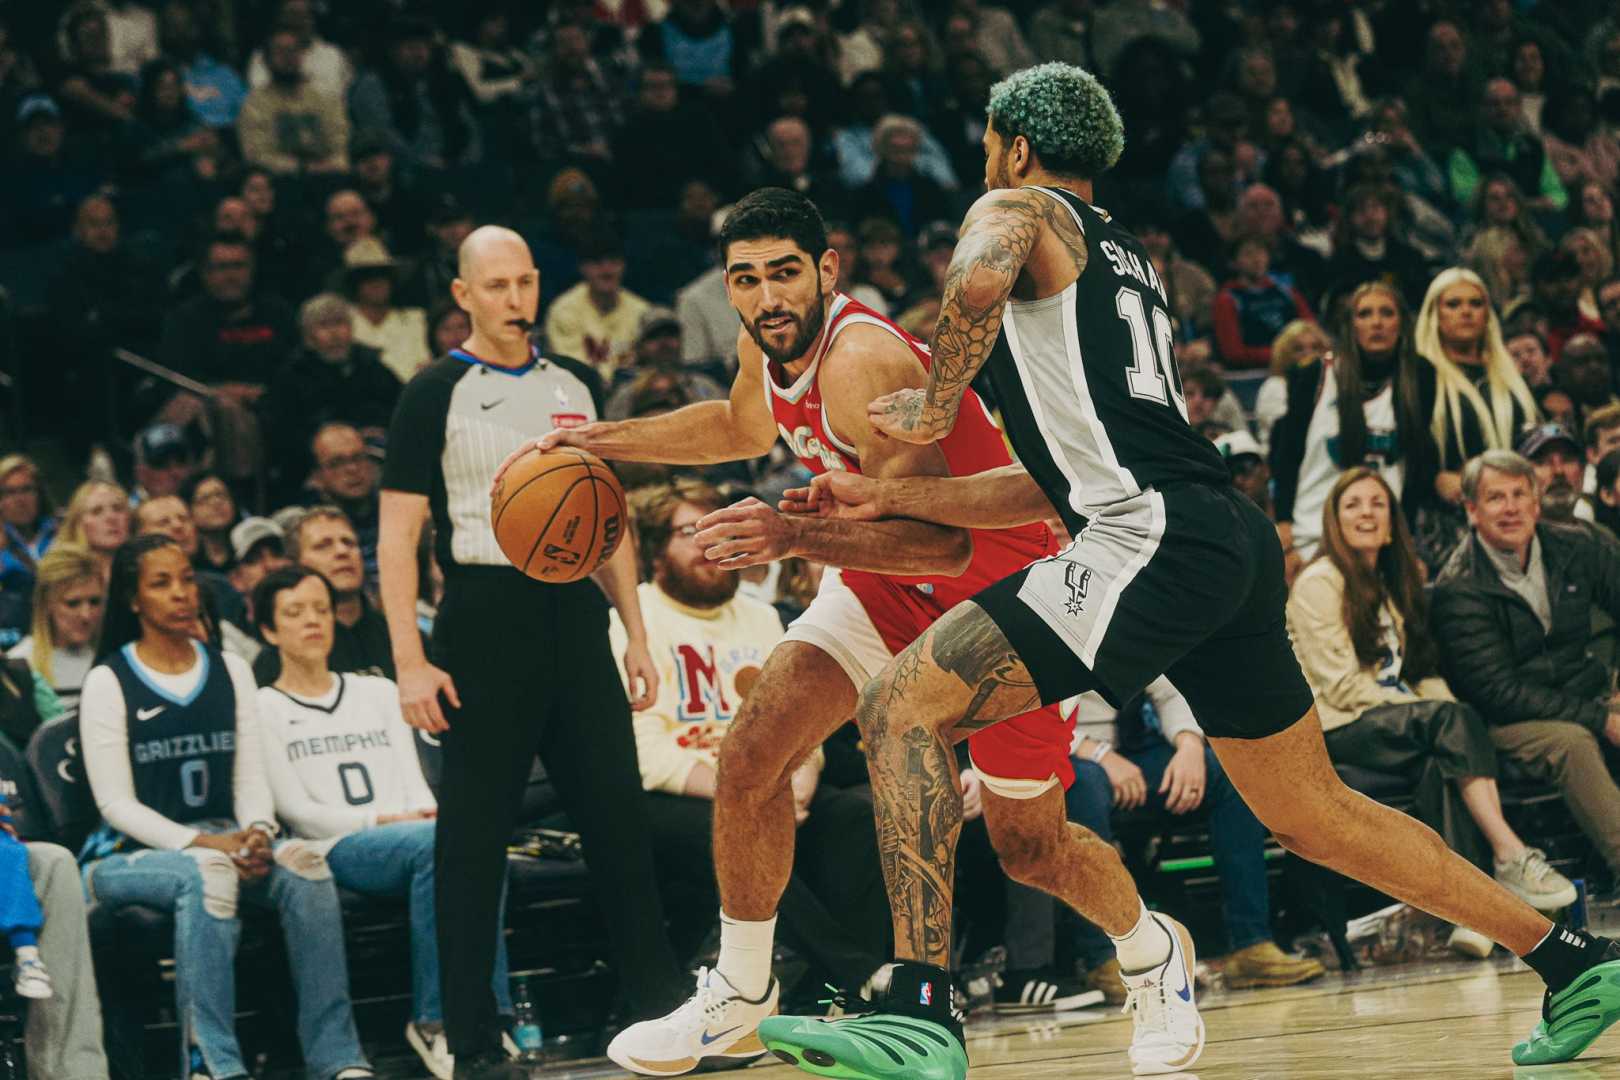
[262,293,401,502]
[1431,449,1620,882]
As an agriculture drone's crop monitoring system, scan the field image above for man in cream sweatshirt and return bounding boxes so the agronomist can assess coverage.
[610,480,890,1005]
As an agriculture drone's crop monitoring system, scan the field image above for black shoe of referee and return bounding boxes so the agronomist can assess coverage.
[991,967,1104,1013]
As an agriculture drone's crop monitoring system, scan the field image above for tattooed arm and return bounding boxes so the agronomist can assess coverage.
[868,187,1081,443]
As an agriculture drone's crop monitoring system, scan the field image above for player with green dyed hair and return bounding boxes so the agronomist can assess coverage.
[985,62,1125,181]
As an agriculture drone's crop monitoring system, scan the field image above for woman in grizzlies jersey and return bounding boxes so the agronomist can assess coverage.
[762,63,1620,1078]
[77,535,372,1080]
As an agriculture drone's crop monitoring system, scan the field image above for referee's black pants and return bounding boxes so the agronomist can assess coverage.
[432,567,684,1057]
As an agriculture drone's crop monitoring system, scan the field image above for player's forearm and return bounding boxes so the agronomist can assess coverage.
[579,402,772,464]
[875,465,1055,529]
[791,516,973,577]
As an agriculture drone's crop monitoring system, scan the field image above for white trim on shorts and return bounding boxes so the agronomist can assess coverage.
[966,748,1062,800]
[782,567,892,690]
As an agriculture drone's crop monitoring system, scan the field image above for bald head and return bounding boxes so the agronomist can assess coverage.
[452,225,540,352]
[457,225,530,280]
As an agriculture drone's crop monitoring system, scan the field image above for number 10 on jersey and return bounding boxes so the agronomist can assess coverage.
[1116,287,1188,420]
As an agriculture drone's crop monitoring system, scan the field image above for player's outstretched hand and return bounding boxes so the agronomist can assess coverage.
[487,425,600,496]
[779,472,886,521]
[694,497,799,569]
[398,660,460,733]
[868,388,944,444]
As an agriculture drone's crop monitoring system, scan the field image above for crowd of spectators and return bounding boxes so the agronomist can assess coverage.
[8,0,1620,1075]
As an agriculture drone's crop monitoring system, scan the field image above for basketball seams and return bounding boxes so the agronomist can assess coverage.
[491,446,627,582]
[518,473,594,577]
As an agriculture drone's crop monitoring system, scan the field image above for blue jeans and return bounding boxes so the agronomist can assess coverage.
[326,821,513,1024]
[84,838,368,1080]
[0,831,43,945]
[1066,742,1271,965]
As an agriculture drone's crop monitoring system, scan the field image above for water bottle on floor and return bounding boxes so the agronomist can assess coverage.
[512,976,545,1065]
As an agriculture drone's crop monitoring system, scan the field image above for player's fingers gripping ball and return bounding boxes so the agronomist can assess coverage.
[491,447,626,582]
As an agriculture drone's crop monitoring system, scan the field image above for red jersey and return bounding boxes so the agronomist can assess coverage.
[764,293,1056,648]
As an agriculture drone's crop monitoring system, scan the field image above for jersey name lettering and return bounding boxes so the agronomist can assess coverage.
[777,423,848,473]
[285,728,395,762]
[132,730,236,765]
[1099,239,1167,303]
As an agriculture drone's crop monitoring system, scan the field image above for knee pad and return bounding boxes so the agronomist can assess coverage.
[185,848,240,919]
[273,839,332,882]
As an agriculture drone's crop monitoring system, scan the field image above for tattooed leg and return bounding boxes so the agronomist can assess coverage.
[856,602,1048,965]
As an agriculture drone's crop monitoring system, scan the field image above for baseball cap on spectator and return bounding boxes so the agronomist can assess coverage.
[919,221,957,255]
[231,517,285,562]
[1214,429,1264,464]
[1516,421,1581,459]
[135,423,195,466]
[1534,249,1583,284]
[16,94,61,126]
[636,306,681,345]
[547,168,598,211]
[778,6,816,33]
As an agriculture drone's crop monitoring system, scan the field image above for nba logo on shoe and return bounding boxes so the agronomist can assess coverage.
[919,982,933,1006]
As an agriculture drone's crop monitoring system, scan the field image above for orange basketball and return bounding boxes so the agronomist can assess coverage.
[491,448,627,583]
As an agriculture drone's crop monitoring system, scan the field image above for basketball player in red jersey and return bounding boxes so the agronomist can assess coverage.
[492,188,1189,1076]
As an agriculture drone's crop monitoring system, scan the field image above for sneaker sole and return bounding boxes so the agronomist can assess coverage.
[609,1023,771,1075]
[759,1017,967,1080]
[1132,917,1205,1077]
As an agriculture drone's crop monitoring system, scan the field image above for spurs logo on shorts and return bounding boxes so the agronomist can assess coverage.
[1064,563,1092,616]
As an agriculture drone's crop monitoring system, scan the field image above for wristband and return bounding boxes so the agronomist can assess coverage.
[1088,739,1112,764]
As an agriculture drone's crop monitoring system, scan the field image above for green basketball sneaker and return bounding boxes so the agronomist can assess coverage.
[757,962,968,1080]
[1513,950,1620,1065]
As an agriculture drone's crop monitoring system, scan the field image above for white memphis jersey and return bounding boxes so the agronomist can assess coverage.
[256,674,436,846]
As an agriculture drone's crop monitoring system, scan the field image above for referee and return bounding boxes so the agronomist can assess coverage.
[379,226,684,1080]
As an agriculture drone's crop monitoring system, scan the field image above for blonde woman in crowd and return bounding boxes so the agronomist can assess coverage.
[1464,226,1532,315]
[8,545,103,714]
[1255,319,1332,450]
[58,481,131,582]
[1561,226,1614,324]
[1287,467,1577,956]
[1410,267,1539,565]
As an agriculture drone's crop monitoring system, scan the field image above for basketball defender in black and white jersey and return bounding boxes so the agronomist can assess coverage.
[761,64,1620,1077]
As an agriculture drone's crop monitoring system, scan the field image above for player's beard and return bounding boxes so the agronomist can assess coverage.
[746,272,827,364]
[658,558,739,608]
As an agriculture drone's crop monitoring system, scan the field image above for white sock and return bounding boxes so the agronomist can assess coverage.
[716,912,777,999]
[13,945,38,966]
[1109,901,1172,974]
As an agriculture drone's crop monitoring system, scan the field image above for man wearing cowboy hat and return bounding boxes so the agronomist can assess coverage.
[344,236,430,381]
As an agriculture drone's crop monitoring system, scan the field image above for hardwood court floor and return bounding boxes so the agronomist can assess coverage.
[515,957,1610,1080]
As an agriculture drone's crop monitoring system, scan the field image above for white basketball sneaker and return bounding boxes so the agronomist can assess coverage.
[606,967,777,1076]
[1121,915,1205,1076]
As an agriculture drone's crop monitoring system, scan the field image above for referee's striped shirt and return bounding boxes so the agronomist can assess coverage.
[381,345,605,571]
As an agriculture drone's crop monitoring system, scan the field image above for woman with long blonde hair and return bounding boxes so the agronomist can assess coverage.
[1287,468,1575,954]
[7,544,102,713]
[58,481,131,581]
[1410,267,1539,563]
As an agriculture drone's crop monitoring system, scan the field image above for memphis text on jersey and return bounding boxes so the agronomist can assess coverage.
[283,727,397,763]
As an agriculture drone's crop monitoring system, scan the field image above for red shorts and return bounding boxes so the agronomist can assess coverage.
[782,568,1075,799]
